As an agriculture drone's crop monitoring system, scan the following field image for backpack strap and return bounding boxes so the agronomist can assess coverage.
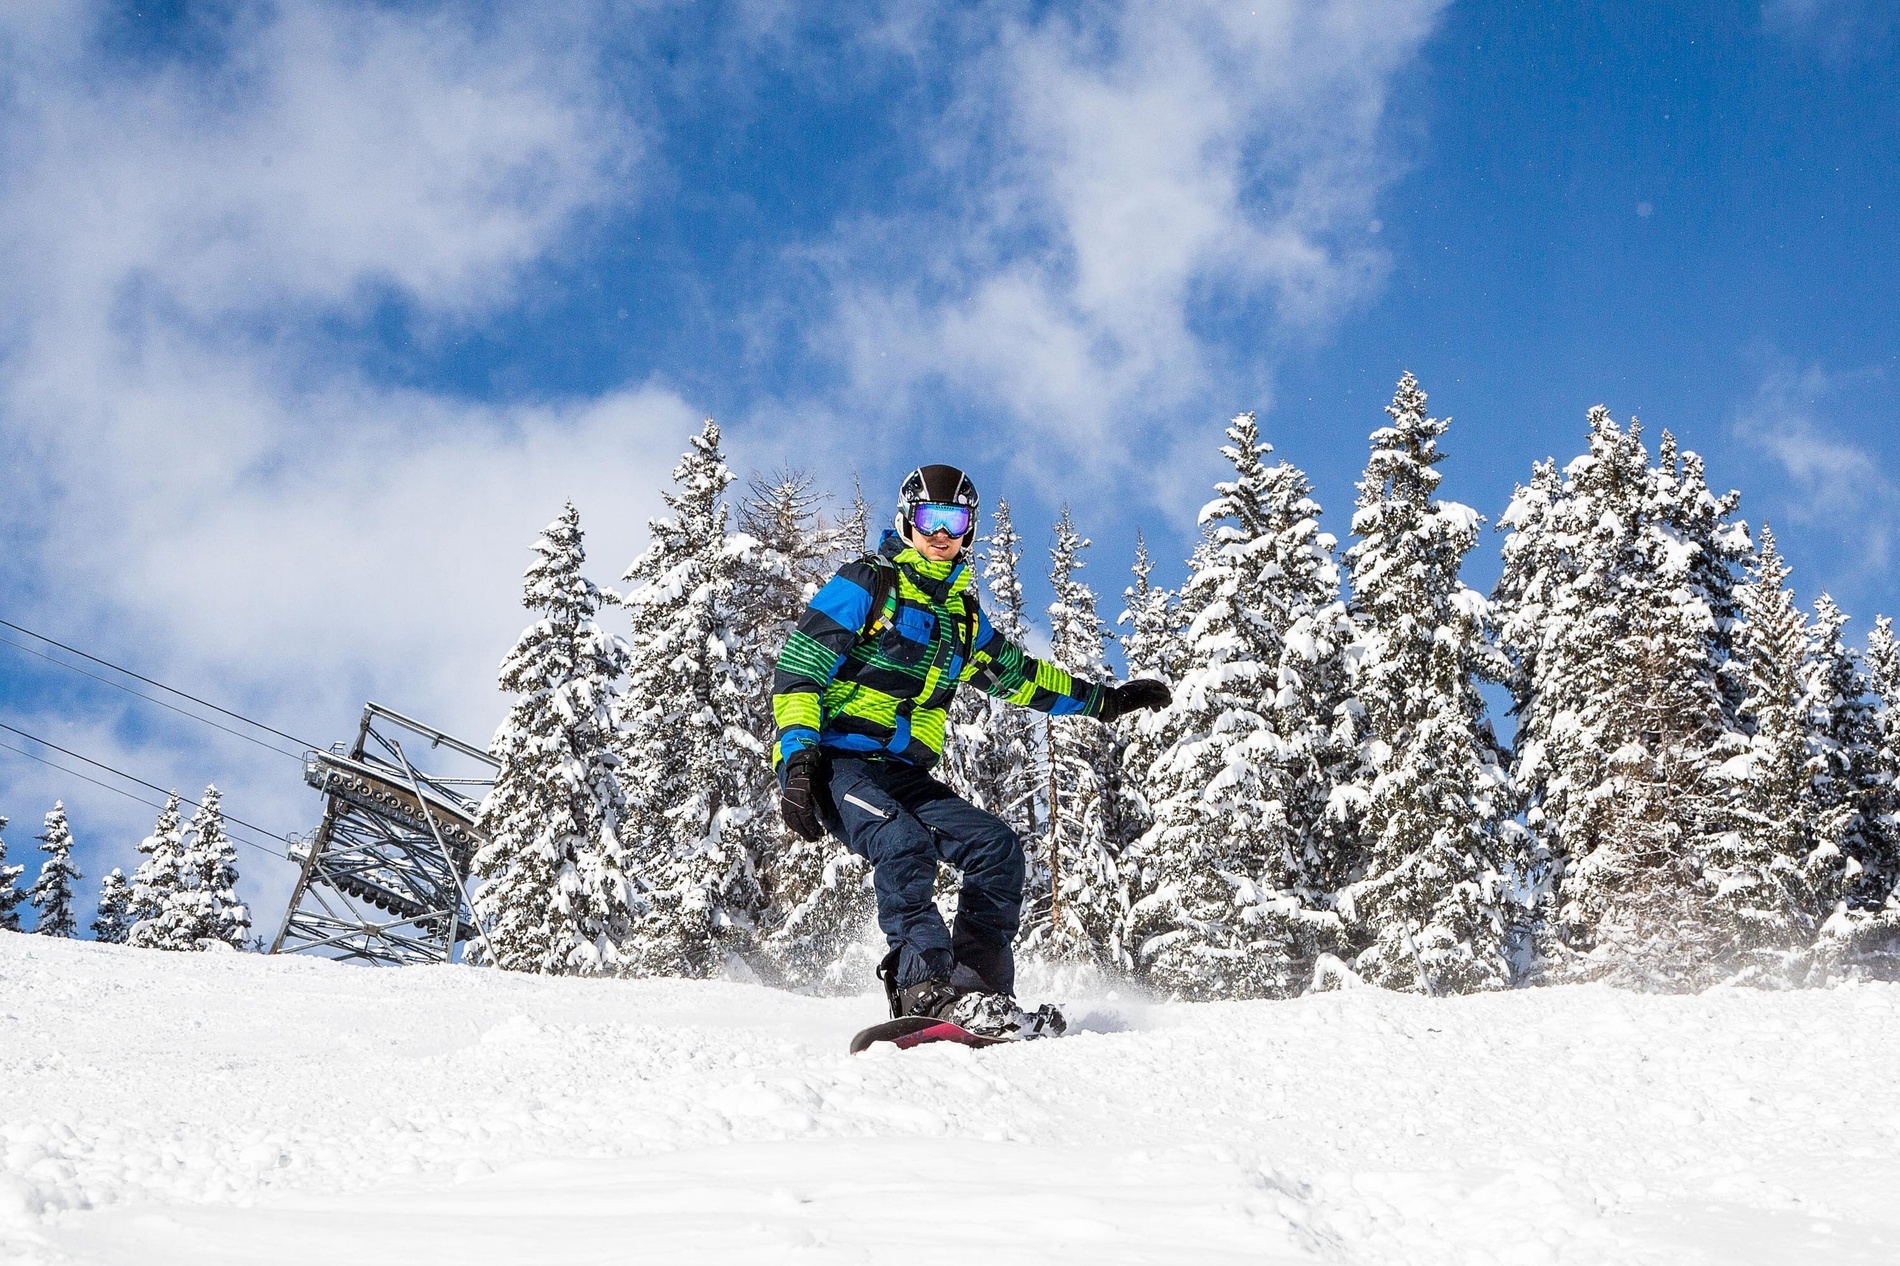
[861,553,899,638]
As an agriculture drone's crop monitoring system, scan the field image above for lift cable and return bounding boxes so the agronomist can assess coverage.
[0,634,306,762]
[0,739,291,862]
[0,617,323,754]
[0,721,294,861]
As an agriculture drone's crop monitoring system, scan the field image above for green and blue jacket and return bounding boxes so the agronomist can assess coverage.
[772,533,1107,772]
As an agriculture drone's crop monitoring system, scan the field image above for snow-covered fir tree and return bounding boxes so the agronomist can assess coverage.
[1018,507,1124,965]
[1108,535,1183,873]
[1494,414,1751,988]
[92,868,133,944]
[0,814,24,932]
[28,802,81,938]
[1122,412,1348,999]
[618,420,770,977]
[1864,615,1900,898]
[1340,373,1517,994]
[1709,531,1874,983]
[1845,615,1900,972]
[738,469,876,988]
[127,794,202,951]
[1119,535,1185,686]
[182,787,249,950]
[1803,594,1899,970]
[471,502,639,975]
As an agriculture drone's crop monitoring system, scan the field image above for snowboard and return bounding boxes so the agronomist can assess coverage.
[849,1014,1010,1054]
[848,1001,1067,1054]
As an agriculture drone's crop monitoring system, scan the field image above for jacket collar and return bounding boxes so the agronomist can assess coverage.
[878,529,968,601]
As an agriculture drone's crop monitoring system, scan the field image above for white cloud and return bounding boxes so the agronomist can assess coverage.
[0,2,678,919]
[1732,364,1900,574]
[0,0,661,694]
[826,0,1445,497]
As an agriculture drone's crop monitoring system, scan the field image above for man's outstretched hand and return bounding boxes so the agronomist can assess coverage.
[779,746,827,842]
[1098,678,1172,723]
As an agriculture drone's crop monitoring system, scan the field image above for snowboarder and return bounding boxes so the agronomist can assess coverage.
[772,464,1171,1037]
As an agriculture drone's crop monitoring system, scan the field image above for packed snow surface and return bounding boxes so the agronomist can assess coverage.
[5,936,1899,1264]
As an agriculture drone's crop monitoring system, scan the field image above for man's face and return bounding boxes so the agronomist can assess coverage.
[912,527,964,563]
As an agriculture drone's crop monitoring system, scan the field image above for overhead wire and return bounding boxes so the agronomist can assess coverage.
[0,739,291,862]
[0,617,322,753]
[0,721,295,861]
[0,634,306,762]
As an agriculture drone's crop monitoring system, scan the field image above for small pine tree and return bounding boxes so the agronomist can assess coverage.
[1340,374,1517,994]
[618,420,771,977]
[0,814,24,932]
[472,502,639,975]
[92,868,133,944]
[1019,506,1124,965]
[28,802,82,938]
[127,794,199,950]
[183,787,249,949]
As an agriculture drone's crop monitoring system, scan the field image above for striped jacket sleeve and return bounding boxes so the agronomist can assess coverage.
[961,605,1107,719]
[771,561,876,770]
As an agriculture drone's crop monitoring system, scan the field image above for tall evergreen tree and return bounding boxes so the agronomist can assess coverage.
[183,787,249,950]
[0,814,24,932]
[1340,373,1516,994]
[618,420,770,977]
[1494,413,1751,987]
[1019,507,1123,964]
[28,802,81,938]
[1122,413,1345,999]
[92,868,133,944]
[127,794,198,950]
[472,502,638,975]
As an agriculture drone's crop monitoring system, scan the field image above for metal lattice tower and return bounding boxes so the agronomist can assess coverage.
[270,703,498,966]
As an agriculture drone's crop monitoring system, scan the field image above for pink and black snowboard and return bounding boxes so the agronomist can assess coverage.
[848,1014,1010,1054]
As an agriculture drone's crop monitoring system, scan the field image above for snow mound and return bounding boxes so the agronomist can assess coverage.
[5,935,1900,1264]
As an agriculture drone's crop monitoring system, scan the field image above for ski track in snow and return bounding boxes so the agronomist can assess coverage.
[3,936,1898,1264]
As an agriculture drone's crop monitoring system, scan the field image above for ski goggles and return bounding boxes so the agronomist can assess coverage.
[909,501,974,538]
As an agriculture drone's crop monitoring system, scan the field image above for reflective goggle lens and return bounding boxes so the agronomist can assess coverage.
[911,502,973,537]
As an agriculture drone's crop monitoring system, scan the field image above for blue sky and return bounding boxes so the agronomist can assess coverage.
[1,0,1896,927]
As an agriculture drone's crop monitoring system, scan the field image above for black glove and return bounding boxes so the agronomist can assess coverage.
[778,746,827,842]
[1097,678,1172,722]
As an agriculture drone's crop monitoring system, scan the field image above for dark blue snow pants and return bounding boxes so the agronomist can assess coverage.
[818,755,1024,994]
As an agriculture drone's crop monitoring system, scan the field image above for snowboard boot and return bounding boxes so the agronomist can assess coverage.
[896,976,962,1021]
[948,991,1068,1041]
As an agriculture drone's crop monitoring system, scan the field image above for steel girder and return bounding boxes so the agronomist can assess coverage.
[270,703,498,967]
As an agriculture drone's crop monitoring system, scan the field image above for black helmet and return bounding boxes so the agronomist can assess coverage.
[895,464,980,548]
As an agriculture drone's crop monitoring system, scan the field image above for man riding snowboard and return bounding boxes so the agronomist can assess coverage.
[771,464,1171,1038]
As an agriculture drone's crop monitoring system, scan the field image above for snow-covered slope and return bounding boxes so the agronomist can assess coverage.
[5,935,1898,1265]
